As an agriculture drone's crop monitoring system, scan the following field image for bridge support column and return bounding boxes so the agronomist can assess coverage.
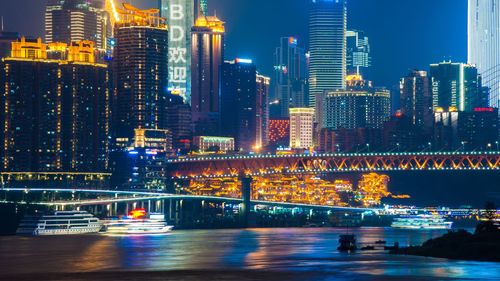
[240,176,252,228]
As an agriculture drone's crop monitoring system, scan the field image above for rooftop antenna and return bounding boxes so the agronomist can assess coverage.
[1,16,4,32]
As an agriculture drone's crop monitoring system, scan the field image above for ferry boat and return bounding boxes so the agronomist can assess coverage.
[16,211,101,236]
[391,215,453,230]
[102,208,173,236]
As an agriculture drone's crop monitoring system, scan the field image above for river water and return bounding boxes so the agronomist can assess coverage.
[0,227,499,280]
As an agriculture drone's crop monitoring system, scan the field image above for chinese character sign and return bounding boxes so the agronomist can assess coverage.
[161,0,195,104]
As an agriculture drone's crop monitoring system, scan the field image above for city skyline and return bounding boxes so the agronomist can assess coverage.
[0,0,467,88]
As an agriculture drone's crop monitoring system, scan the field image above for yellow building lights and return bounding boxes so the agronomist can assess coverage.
[116,3,166,29]
[194,16,225,33]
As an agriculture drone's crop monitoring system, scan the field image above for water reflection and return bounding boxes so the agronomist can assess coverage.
[0,228,499,280]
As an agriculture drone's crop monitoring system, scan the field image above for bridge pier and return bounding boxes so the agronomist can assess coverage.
[240,176,252,228]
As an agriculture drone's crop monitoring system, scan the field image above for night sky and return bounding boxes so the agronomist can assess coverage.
[1,0,467,88]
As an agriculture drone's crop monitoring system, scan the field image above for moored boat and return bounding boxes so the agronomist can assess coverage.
[16,211,101,236]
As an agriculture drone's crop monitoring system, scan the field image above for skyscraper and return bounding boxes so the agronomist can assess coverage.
[430,62,486,112]
[400,70,433,130]
[220,59,264,152]
[274,36,308,117]
[159,0,205,104]
[289,108,315,149]
[256,73,271,148]
[1,37,109,172]
[346,30,371,78]
[468,0,500,108]
[308,0,346,124]
[324,75,390,130]
[165,93,192,149]
[191,15,224,136]
[44,0,112,51]
[113,4,169,141]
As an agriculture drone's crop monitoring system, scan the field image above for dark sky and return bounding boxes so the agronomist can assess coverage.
[0,0,467,88]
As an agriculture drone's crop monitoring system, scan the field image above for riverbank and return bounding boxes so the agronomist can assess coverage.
[394,223,500,262]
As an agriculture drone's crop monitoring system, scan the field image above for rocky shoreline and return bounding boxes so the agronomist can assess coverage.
[393,222,500,262]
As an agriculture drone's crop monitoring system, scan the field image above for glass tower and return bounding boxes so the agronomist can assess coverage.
[308,0,347,127]
[468,0,500,108]
[430,62,486,112]
[274,37,308,117]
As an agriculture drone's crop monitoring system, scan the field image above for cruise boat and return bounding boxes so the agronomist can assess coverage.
[102,208,173,236]
[391,215,453,230]
[16,211,101,236]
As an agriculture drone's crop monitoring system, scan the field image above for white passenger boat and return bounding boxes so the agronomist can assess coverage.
[102,208,173,236]
[391,214,453,230]
[16,211,101,236]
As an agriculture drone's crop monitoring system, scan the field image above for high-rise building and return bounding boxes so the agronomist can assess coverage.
[44,0,112,51]
[159,0,205,104]
[113,4,168,141]
[289,108,315,149]
[191,15,224,136]
[165,93,192,149]
[430,62,486,112]
[468,0,500,108]
[1,37,109,172]
[308,0,346,122]
[400,70,433,130]
[324,75,390,130]
[274,36,308,117]
[256,73,271,148]
[220,59,266,152]
[346,30,371,78]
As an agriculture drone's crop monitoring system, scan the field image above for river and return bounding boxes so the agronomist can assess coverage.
[0,227,499,280]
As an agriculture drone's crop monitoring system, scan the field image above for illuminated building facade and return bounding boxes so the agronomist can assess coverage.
[400,70,433,130]
[309,0,346,122]
[159,0,205,103]
[274,36,308,117]
[468,0,500,107]
[113,4,169,141]
[191,15,225,136]
[44,0,112,51]
[430,62,486,112]
[256,73,271,148]
[289,107,315,149]
[133,129,172,152]
[220,59,263,152]
[346,30,371,78]
[193,136,235,152]
[324,75,390,130]
[357,173,390,207]
[268,118,290,147]
[1,37,109,173]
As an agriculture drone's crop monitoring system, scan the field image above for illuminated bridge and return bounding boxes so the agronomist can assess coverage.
[0,188,373,212]
[166,151,500,179]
